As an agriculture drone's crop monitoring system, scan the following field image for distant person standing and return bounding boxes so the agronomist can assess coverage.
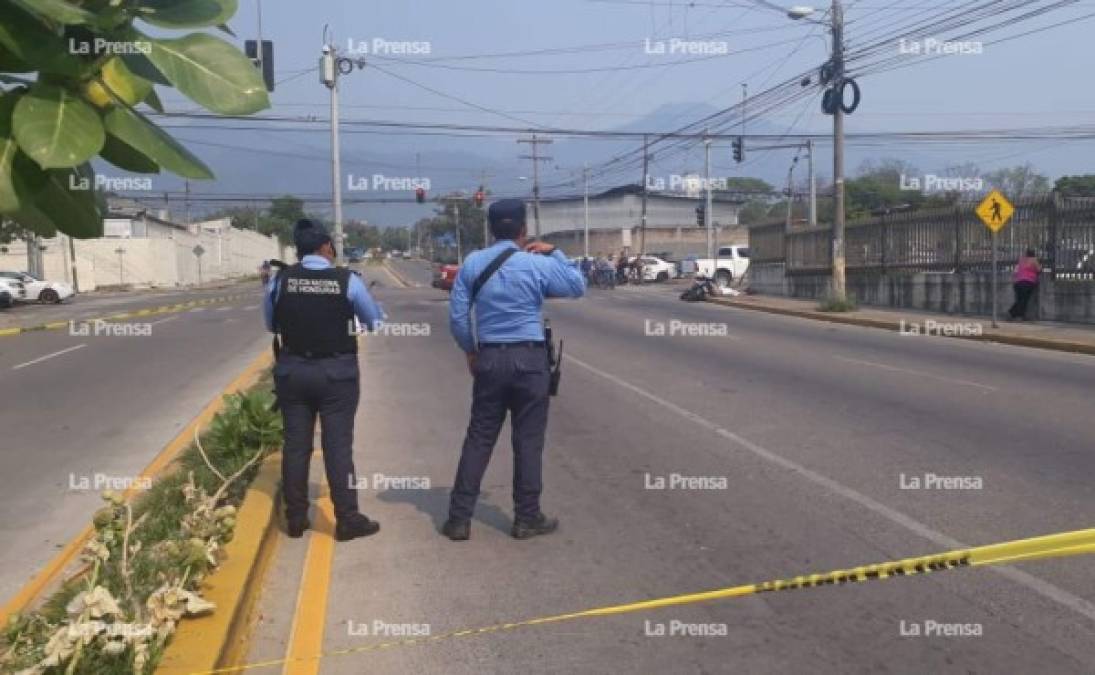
[1008,248,1042,321]
[444,200,585,541]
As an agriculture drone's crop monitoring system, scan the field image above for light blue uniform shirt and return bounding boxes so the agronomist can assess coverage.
[449,240,586,354]
[263,255,384,333]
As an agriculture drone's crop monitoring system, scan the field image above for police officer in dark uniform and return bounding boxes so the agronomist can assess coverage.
[443,200,586,541]
[264,219,383,541]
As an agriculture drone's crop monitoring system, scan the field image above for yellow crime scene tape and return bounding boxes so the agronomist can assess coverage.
[197,526,1095,674]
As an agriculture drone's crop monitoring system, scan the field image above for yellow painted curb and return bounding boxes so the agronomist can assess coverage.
[708,297,1095,356]
[283,496,336,675]
[0,350,274,628]
[381,260,413,289]
[157,453,283,675]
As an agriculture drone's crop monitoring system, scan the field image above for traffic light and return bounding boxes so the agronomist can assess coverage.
[245,40,275,92]
[415,187,427,204]
[732,136,744,163]
[695,205,706,227]
[474,189,485,208]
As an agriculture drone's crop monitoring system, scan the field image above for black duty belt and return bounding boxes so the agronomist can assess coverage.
[478,341,546,350]
[286,349,357,359]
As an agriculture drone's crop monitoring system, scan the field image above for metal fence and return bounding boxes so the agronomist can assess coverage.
[748,196,1095,281]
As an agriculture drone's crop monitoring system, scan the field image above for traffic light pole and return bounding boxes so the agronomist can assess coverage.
[330,70,344,261]
[704,134,713,260]
[583,164,591,259]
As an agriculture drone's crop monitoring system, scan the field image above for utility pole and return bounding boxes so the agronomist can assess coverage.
[786,150,801,233]
[704,132,714,260]
[453,201,463,264]
[583,163,591,259]
[807,139,817,227]
[517,135,553,239]
[184,179,191,226]
[481,169,490,248]
[831,0,847,300]
[319,33,365,262]
[639,134,650,256]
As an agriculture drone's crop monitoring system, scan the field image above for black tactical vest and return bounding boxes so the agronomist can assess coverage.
[273,264,357,356]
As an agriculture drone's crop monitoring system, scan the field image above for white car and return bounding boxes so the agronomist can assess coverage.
[0,271,73,304]
[631,256,679,283]
[0,277,27,308]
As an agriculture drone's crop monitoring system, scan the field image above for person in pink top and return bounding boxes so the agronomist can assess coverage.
[1008,248,1041,321]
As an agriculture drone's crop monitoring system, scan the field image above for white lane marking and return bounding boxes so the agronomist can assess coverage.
[833,355,998,392]
[149,315,178,327]
[215,306,232,312]
[189,307,208,313]
[243,304,259,311]
[13,344,87,371]
[565,352,1095,623]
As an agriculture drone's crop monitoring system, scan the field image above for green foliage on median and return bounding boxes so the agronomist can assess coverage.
[0,382,282,675]
[817,295,858,313]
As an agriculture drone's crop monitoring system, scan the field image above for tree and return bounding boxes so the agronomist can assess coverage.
[984,164,1050,201]
[0,0,269,239]
[1054,175,1095,198]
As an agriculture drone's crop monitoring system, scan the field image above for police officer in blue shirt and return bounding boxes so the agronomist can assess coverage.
[443,200,586,541]
[264,220,384,542]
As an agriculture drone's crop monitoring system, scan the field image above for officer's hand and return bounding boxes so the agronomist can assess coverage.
[525,242,556,255]
[466,352,478,376]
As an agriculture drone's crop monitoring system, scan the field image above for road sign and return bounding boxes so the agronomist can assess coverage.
[193,245,206,258]
[976,190,1015,232]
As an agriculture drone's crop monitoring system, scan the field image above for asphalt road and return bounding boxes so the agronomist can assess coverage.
[242,258,1095,673]
[0,280,272,601]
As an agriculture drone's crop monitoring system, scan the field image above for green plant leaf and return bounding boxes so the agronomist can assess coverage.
[0,3,82,76]
[99,134,161,174]
[13,84,105,169]
[121,52,171,86]
[102,105,213,179]
[0,43,33,73]
[32,165,103,238]
[8,0,95,25]
[141,31,269,115]
[144,87,165,113]
[136,0,238,29]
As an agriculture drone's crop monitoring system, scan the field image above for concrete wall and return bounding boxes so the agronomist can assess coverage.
[0,225,290,292]
[749,262,1095,324]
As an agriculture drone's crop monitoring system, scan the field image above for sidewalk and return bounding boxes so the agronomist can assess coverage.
[708,293,1095,356]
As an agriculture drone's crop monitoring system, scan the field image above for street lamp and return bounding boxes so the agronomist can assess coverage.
[790,0,847,302]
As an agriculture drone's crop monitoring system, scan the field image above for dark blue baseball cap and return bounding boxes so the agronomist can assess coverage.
[293,219,332,255]
[488,199,527,239]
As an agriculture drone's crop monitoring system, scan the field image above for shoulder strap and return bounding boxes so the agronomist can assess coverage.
[471,248,518,303]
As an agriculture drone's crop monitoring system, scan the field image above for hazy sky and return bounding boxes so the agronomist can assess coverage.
[152,0,1095,223]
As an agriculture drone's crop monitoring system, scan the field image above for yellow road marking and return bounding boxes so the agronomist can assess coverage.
[283,495,336,675]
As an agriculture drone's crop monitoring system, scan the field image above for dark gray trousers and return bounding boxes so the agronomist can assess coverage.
[449,344,551,523]
[274,354,361,521]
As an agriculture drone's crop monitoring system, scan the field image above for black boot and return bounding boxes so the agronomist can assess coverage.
[511,513,558,540]
[335,513,380,542]
[441,518,471,541]
[287,516,310,538]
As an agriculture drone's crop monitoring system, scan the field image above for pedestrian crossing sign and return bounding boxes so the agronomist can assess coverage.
[976,190,1014,233]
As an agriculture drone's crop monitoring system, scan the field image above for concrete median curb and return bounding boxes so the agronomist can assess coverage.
[157,452,282,675]
[707,296,1095,356]
[0,294,250,339]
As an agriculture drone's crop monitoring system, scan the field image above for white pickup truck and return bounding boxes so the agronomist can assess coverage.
[693,246,750,288]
